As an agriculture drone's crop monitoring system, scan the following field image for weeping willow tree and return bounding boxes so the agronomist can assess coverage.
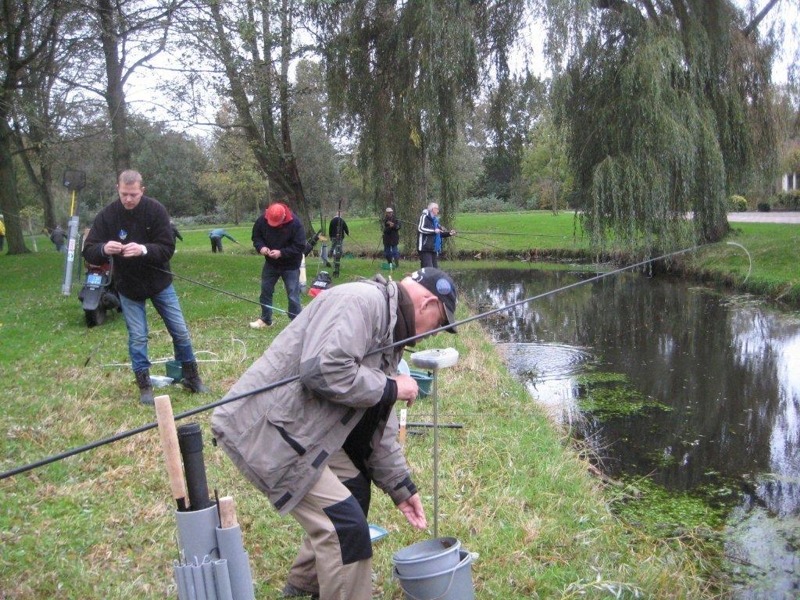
[306,0,524,241]
[545,0,779,255]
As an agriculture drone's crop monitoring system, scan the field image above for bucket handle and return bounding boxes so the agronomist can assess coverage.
[400,569,457,600]
[395,553,470,600]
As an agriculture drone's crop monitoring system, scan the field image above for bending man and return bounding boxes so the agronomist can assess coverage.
[212,267,458,600]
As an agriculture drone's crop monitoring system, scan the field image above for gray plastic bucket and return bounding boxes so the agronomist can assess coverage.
[394,550,474,600]
[392,537,461,577]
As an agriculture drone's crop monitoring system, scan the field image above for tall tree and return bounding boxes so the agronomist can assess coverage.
[542,0,781,254]
[477,70,546,202]
[11,4,86,232]
[291,59,344,221]
[0,0,62,254]
[176,0,314,233]
[309,0,526,247]
[87,0,182,174]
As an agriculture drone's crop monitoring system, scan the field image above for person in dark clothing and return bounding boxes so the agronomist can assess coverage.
[382,207,401,268]
[209,228,237,253]
[171,221,183,243]
[328,214,349,277]
[417,202,456,268]
[250,202,306,329]
[82,170,209,405]
[49,225,67,252]
[328,214,349,241]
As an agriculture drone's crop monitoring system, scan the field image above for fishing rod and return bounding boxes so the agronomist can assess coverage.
[451,231,512,252]
[152,266,290,316]
[0,242,708,482]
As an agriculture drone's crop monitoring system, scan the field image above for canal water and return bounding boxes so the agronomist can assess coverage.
[459,268,800,598]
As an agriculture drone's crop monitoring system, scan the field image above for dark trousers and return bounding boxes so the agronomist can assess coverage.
[419,251,438,268]
[210,237,223,253]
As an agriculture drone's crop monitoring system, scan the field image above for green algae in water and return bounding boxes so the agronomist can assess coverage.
[610,476,729,536]
[575,371,672,419]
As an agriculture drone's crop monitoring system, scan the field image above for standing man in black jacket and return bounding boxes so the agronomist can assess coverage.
[382,207,401,268]
[82,170,209,405]
[250,201,306,329]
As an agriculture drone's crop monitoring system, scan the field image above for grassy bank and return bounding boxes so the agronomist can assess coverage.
[0,239,720,597]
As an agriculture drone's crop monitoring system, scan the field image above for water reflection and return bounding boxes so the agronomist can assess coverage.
[459,268,800,596]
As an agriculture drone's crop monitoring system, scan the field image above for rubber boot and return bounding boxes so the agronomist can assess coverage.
[135,369,154,405]
[181,361,209,393]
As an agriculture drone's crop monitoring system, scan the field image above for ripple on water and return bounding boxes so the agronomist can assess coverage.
[497,342,594,426]
[497,342,594,380]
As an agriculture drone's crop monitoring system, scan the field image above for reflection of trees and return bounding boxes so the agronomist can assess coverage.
[461,270,800,510]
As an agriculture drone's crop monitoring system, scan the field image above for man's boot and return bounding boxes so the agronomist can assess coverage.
[181,361,209,393]
[135,369,154,405]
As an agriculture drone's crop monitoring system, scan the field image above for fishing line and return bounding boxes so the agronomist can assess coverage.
[725,241,752,284]
[452,231,514,252]
[151,266,290,315]
[0,242,708,481]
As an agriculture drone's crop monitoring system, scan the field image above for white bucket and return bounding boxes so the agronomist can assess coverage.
[393,549,474,600]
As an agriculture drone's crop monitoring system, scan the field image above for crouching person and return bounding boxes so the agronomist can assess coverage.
[211,268,458,599]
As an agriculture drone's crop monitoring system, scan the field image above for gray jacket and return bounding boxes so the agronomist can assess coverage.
[211,276,414,514]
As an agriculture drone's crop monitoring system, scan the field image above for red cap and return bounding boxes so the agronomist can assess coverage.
[266,203,288,227]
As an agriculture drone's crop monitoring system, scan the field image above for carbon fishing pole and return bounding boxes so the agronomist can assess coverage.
[0,242,708,481]
[151,265,290,316]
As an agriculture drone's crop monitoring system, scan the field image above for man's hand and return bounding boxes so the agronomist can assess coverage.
[103,241,124,255]
[120,243,147,257]
[397,494,427,530]
[393,374,419,407]
[260,247,270,256]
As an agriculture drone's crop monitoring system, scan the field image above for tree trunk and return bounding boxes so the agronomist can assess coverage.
[0,119,31,254]
[97,0,131,174]
[279,0,313,235]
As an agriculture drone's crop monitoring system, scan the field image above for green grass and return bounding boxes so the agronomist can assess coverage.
[5,210,793,598]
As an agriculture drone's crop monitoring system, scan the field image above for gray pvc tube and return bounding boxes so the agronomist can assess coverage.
[176,504,219,562]
[201,557,218,600]
[216,526,255,600]
[191,561,207,600]
[180,564,197,600]
[213,559,234,600]
[174,562,190,600]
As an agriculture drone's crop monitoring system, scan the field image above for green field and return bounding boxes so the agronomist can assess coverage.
[3,210,795,598]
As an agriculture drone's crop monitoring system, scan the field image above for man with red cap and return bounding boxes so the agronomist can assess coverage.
[250,202,307,328]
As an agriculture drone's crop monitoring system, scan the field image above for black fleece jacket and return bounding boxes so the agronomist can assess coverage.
[82,196,175,301]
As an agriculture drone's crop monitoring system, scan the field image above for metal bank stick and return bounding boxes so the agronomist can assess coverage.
[409,348,459,537]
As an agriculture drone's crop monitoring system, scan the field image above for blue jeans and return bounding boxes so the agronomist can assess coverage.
[119,284,196,373]
[384,244,399,262]
[260,262,302,322]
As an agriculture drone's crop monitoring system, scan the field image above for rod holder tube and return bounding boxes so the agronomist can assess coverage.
[177,423,212,510]
[176,504,220,563]
[201,557,218,600]
[212,560,234,600]
[216,525,255,600]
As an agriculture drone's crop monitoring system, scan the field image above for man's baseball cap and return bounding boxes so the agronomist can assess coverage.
[411,268,457,333]
[385,207,394,212]
[266,203,289,227]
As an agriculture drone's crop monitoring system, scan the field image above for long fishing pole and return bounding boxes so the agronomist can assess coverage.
[452,231,513,252]
[0,243,707,481]
[152,266,290,316]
